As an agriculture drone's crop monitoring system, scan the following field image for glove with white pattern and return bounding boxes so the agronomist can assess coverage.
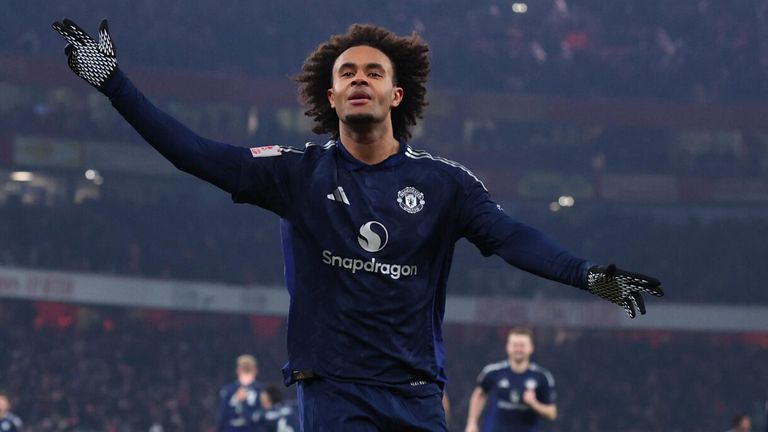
[586,264,663,318]
[52,18,117,90]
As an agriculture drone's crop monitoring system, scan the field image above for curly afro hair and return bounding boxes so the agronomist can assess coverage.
[295,24,430,141]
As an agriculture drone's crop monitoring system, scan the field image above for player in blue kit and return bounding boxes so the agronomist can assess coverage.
[217,355,263,432]
[253,385,301,432]
[0,393,22,432]
[465,328,556,432]
[52,19,664,431]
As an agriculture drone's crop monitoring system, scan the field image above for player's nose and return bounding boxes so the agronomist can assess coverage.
[351,72,369,86]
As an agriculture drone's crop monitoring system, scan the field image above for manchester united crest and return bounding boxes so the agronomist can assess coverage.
[397,187,425,214]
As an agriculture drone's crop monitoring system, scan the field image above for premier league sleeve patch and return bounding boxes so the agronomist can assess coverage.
[250,145,283,158]
[397,187,425,214]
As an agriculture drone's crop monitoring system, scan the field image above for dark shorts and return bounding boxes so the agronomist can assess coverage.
[296,378,447,431]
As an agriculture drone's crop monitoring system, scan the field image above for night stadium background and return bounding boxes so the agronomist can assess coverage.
[2,0,768,431]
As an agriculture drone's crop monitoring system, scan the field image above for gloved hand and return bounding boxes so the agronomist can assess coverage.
[587,264,663,318]
[52,18,117,90]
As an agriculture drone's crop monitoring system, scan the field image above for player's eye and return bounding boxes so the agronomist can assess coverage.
[341,71,355,77]
[368,72,383,78]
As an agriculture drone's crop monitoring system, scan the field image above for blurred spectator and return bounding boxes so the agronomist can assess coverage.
[4,0,768,102]
[726,414,753,432]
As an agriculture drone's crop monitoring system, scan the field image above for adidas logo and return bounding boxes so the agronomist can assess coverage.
[326,186,350,205]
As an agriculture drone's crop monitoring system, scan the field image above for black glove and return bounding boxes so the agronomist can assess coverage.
[52,18,117,90]
[587,264,663,318]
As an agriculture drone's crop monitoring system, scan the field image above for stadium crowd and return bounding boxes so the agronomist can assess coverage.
[4,84,768,180]
[0,301,766,432]
[4,0,768,102]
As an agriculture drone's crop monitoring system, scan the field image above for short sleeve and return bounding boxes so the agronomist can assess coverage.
[477,367,496,393]
[537,371,557,404]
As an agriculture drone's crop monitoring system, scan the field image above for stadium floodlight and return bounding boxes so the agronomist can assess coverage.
[558,196,575,207]
[10,171,33,182]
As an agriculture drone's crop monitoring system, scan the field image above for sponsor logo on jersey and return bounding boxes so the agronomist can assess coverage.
[357,221,388,252]
[250,145,282,158]
[321,251,417,280]
[321,221,417,279]
[397,186,425,214]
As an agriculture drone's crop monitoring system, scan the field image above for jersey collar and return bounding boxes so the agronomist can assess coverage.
[336,138,407,171]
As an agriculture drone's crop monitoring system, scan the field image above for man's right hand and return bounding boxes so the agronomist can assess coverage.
[465,424,480,432]
[52,18,118,90]
[235,387,247,402]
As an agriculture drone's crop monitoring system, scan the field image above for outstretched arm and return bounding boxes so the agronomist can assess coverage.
[52,18,247,194]
[459,174,663,318]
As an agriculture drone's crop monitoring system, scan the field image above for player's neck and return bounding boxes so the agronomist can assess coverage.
[338,123,400,165]
[508,358,530,373]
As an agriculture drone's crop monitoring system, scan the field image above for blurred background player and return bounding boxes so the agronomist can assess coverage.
[218,355,262,432]
[465,328,556,432]
[253,385,300,432]
[0,393,22,432]
[726,414,752,432]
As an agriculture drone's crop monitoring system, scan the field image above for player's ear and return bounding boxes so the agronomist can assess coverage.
[391,86,404,108]
[327,88,336,109]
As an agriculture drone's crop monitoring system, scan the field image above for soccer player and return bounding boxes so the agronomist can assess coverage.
[253,385,300,432]
[465,328,555,432]
[217,355,263,432]
[0,393,22,432]
[52,19,664,431]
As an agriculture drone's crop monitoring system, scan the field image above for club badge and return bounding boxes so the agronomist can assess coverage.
[525,378,538,390]
[397,187,425,214]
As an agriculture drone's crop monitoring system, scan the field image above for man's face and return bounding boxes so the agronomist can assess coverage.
[259,391,272,410]
[327,45,403,130]
[237,367,257,385]
[737,417,752,432]
[506,333,534,363]
[0,396,8,413]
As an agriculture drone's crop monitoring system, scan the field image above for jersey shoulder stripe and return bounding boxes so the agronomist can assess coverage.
[405,146,488,191]
[481,359,509,374]
[301,140,336,151]
[529,362,556,386]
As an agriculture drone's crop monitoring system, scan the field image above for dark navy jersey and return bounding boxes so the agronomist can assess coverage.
[217,381,262,432]
[252,401,300,432]
[477,361,556,432]
[0,413,22,432]
[102,70,589,394]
